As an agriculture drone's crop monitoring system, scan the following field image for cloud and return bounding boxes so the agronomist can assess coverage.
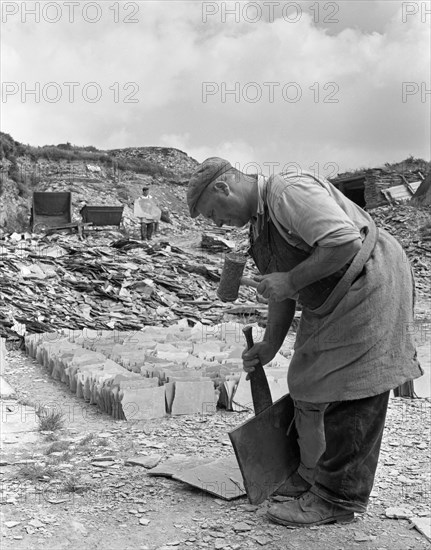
[1,1,429,172]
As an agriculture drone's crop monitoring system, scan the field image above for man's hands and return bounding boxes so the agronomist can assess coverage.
[253,240,363,302]
[242,340,279,380]
[255,273,299,302]
[242,298,295,380]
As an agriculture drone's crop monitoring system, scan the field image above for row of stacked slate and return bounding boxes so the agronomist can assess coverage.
[24,321,291,421]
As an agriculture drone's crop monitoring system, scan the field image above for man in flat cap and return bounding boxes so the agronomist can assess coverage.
[187,157,422,527]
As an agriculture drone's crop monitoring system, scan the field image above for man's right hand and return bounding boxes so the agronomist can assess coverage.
[242,341,279,380]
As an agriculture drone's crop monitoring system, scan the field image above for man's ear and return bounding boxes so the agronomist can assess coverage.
[213,180,230,196]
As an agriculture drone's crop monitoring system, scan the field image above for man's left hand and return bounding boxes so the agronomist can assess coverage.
[255,273,298,302]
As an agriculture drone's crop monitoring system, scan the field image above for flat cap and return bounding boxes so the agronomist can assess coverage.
[187,157,232,218]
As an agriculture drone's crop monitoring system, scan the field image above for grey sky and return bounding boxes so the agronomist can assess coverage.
[1,1,430,174]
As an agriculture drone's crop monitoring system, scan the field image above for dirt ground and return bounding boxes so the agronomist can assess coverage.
[1,338,430,550]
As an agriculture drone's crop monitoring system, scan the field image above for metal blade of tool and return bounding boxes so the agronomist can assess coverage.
[228,325,300,504]
[229,394,299,504]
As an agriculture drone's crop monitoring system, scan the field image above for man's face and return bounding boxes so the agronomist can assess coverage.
[196,181,251,228]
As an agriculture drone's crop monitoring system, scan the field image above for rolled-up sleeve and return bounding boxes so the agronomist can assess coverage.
[271,175,362,248]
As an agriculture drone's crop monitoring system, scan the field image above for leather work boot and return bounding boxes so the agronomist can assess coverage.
[267,491,355,527]
[274,471,311,498]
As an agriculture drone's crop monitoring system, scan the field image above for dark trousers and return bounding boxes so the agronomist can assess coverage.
[140,221,154,240]
[309,391,390,512]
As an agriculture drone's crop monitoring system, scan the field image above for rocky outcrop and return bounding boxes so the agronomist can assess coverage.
[108,146,198,181]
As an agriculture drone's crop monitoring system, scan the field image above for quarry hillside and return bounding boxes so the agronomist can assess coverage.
[0,132,199,233]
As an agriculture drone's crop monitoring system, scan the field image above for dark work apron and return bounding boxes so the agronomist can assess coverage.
[248,208,354,310]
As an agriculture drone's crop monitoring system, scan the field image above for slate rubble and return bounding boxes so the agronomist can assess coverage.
[2,202,429,341]
[369,204,431,296]
[0,232,260,339]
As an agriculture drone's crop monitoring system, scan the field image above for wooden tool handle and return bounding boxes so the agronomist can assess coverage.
[243,325,255,349]
[243,326,273,415]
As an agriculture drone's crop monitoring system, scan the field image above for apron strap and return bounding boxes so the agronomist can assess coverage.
[309,220,379,317]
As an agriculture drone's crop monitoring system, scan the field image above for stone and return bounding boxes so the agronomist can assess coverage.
[230,373,253,412]
[184,355,204,368]
[251,534,273,546]
[354,533,373,542]
[192,341,223,359]
[68,519,88,536]
[91,460,115,468]
[5,521,21,528]
[232,371,289,412]
[233,521,252,532]
[266,376,289,403]
[227,345,243,359]
[385,507,414,519]
[172,455,245,500]
[139,518,151,526]
[125,455,162,469]
[28,518,44,529]
[157,351,189,362]
[1,400,40,446]
[121,385,166,420]
[411,516,431,542]
[170,380,216,416]
[164,381,175,413]
[241,504,259,512]
[147,455,214,477]
[0,376,15,398]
